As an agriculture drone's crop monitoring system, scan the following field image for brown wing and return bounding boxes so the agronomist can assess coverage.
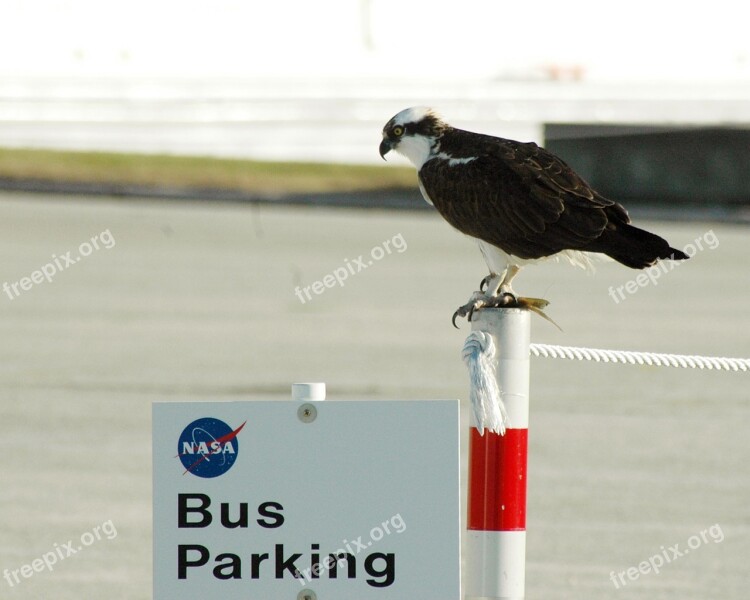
[419,133,630,259]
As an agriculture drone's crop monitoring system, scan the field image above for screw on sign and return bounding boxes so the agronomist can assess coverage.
[297,403,318,423]
[298,589,317,600]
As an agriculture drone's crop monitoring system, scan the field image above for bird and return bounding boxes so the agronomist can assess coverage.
[379,107,689,326]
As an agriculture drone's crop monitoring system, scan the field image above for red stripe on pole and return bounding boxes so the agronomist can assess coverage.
[468,427,528,531]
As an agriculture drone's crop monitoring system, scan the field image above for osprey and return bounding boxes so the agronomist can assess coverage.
[379,107,689,324]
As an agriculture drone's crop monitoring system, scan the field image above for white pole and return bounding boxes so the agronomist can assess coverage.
[464,308,530,600]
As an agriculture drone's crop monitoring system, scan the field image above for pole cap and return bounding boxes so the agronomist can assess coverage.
[291,382,326,402]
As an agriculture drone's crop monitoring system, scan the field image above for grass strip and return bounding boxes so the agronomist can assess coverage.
[0,148,416,196]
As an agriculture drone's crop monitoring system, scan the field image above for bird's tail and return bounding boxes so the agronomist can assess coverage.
[587,222,689,269]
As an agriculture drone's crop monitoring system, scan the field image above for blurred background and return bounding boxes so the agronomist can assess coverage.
[3,0,750,211]
[1,2,749,599]
[1,0,749,198]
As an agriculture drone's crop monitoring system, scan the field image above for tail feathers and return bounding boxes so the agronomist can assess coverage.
[588,223,689,269]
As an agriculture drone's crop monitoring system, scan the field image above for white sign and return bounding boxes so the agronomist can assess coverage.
[153,400,460,599]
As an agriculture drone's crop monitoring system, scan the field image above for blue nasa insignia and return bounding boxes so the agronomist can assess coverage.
[177,417,246,478]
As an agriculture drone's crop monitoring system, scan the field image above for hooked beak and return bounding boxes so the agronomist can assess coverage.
[379,138,393,161]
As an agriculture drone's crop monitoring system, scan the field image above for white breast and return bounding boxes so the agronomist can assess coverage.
[395,135,436,170]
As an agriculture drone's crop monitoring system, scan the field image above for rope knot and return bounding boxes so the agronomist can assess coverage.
[461,330,495,364]
[462,331,508,436]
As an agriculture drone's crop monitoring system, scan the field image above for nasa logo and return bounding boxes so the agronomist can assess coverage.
[176,418,247,478]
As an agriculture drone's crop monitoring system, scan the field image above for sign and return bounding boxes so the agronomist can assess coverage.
[153,400,460,599]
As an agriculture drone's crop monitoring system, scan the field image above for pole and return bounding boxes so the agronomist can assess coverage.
[465,308,530,600]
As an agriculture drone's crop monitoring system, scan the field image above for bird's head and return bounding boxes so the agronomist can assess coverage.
[379,107,448,169]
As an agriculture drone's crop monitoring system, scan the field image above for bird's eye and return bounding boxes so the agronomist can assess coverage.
[392,126,404,137]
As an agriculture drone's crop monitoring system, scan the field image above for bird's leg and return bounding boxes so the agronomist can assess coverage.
[452,270,514,328]
[452,265,554,328]
[487,265,520,302]
[479,272,499,292]
[481,271,505,295]
[492,265,550,310]
[452,291,490,328]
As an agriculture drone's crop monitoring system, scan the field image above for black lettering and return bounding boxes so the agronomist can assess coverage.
[178,493,212,528]
[213,553,242,579]
[250,552,269,579]
[365,552,395,587]
[220,502,249,528]
[328,553,356,579]
[274,544,302,579]
[310,544,320,579]
[257,501,284,528]
[178,544,209,579]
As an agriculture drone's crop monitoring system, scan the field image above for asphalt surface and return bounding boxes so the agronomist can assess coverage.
[0,191,748,599]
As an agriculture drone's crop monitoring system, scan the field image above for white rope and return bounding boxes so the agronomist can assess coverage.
[462,332,508,435]
[530,343,750,372]
[463,337,747,436]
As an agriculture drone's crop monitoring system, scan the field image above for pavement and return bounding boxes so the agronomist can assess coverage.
[0,191,748,599]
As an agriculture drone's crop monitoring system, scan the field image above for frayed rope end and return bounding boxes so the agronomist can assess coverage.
[461,331,508,435]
